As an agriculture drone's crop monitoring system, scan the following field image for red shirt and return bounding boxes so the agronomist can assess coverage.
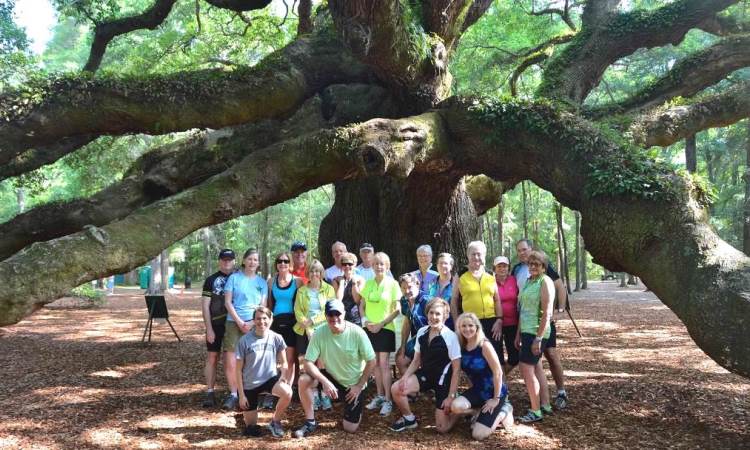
[292,265,308,284]
[496,275,519,326]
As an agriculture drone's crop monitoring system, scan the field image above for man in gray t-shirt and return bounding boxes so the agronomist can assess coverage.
[235,307,292,438]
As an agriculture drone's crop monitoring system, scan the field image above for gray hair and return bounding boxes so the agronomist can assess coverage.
[416,244,433,256]
[467,240,487,257]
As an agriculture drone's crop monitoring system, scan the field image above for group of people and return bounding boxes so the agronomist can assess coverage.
[199,239,570,439]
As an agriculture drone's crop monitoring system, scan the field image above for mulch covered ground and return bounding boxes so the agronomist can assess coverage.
[0,282,747,449]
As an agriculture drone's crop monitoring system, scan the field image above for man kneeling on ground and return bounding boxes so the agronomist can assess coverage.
[236,307,292,438]
[294,299,376,437]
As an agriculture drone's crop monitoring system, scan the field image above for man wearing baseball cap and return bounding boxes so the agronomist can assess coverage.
[200,248,236,407]
[290,241,309,284]
[356,243,393,280]
[294,299,376,437]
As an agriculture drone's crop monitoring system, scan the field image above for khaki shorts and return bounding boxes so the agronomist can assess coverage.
[222,321,245,352]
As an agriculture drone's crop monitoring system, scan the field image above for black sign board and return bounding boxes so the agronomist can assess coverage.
[141,295,181,343]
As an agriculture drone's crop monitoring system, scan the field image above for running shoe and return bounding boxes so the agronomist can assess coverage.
[313,390,321,411]
[541,404,553,415]
[389,416,418,432]
[267,420,285,438]
[201,391,216,408]
[320,393,333,411]
[242,424,262,437]
[222,395,238,411]
[293,421,317,438]
[518,409,543,423]
[555,391,568,410]
[365,395,384,410]
[379,400,393,416]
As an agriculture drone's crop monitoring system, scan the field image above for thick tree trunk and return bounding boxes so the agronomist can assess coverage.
[686,134,697,173]
[575,211,581,291]
[745,119,750,254]
[319,174,480,275]
[581,243,588,290]
[159,249,169,292]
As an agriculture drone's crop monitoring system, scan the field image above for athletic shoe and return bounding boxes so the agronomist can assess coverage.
[500,401,514,430]
[313,390,321,411]
[201,392,216,408]
[379,400,393,416]
[267,420,285,438]
[555,391,568,410]
[261,394,277,410]
[294,421,317,438]
[389,416,418,432]
[365,395,384,410]
[242,424,262,437]
[320,393,333,411]
[222,395,238,411]
[541,404,553,415]
[518,409,543,424]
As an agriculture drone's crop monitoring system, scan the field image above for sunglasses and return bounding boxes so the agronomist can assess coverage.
[276,259,290,264]
[342,262,354,266]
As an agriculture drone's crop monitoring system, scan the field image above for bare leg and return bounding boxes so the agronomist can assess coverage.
[272,380,293,422]
[520,362,540,410]
[298,374,317,420]
[396,353,411,376]
[435,407,460,434]
[242,409,258,426]
[380,352,393,401]
[205,351,219,390]
[390,375,419,417]
[284,347,297,385]
[544,347,565,391]
[534,360,550,407]
[223,351,237,394]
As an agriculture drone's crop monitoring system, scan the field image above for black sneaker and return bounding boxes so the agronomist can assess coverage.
[202,392,216,408]
[242,424,262,437]
[555,391,568,410]
[222,395,238,411]
[389,416,418,432]
[294,421,317,438]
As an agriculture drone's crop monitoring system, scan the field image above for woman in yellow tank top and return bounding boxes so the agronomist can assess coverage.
[451,241,504,359]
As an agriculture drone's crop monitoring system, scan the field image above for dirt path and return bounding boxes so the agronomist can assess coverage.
[0,282,747,449]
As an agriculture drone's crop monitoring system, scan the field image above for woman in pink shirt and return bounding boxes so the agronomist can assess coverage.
[493,256,519,376]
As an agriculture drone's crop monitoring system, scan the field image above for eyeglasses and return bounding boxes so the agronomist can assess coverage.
[276,259,290,264]
[342,262,354,267]
[528,262,542,268]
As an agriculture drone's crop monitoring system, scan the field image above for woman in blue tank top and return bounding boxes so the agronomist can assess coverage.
[450,312,513,440]
[268,251,301,385]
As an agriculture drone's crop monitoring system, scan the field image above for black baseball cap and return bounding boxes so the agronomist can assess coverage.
[359,243,374,251]
[325,299,346,316]
[291,241,307,251]
[218,249,236,260]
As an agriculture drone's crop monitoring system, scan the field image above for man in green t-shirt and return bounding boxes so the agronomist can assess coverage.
[294,300,376,437]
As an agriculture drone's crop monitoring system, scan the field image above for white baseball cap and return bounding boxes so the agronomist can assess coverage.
[493,256,510,266]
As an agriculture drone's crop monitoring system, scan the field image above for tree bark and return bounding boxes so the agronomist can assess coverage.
[159,249,170,292]
[575,210,581,291]
[744,119,750,254]
[522,181,529,238]
[497,196,505,257]
[686,134,697,173]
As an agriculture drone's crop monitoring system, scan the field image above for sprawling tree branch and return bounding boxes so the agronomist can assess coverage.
[461,0,494,33]
[202,0,272,12]
[630,81,750,147]
[698,13,750,36]
[0,135,98,181]
[0,34,372,167]
[465,175,517,215]
[83,0,179,73]
[0,84,397,261]
[2,98,749,380]
[422,0,492,49]
[538,0,740,104]
[590,34,750,117]
[530,0,577,31]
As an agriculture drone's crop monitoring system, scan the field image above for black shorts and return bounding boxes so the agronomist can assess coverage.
[271,313,296,348]
[462,388,508,428]
[296,332,310,355]
[479,318,502,360]
[242,374,280,411]
[206,317,226,352]
[366,328,395,353]
[415,368,450,409]
[499,324,519,367]
[546,321,557,348]
[519,333,548,365]
[319,369,366,423]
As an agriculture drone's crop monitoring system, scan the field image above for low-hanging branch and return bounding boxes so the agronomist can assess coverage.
[0,135,99,182]
[589,34,750,117]
[630,81,750,147]
[0,34,371,167]
[538,0,740,104]
[698,13,750,36]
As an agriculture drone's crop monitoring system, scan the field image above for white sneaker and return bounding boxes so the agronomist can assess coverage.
[379,400,393,416]
[365,395,384,410]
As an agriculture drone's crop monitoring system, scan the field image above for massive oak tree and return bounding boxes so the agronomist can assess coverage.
[1,0,749,379]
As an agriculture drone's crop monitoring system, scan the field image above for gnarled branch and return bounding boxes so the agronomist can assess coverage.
[0,135,98,182]
[698,13,750,36]
[630,81,750,147]
[529,0,577,31]
[590,34,750,117]
[0,34,371,167]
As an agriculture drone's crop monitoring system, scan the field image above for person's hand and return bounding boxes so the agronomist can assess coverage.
[532,339,542,356]
[492,319,503,340]
[367,322,383,333]
[240,321,253,334]
[205,329,215,344]
[514,335,521,350]
[303,318,313,328]
[346,384,363,403]
[239,394,249,410]
[441,396,454,412]
[482,398,500,413]
[321,378,338,400]
[396,345,404,358]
